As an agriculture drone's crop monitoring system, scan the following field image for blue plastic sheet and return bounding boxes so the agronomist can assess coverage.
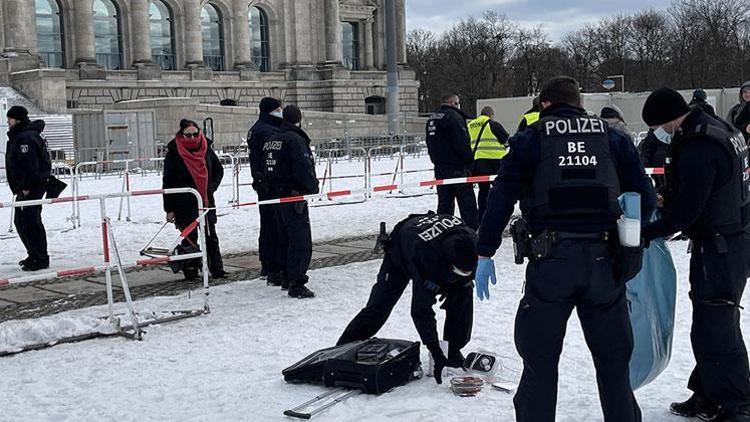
[625,211,677,390]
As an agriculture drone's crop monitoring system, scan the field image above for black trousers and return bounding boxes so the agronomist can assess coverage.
[513,240,641,422]
[179,217,223,275]
[337,256,473,349]
[14,189,48,262]
[436,184,478,230]
[472,159,501,224]
[258,202,282,274]
[477,182,491,223]
[687,232,750,415]
[274,201,312,286]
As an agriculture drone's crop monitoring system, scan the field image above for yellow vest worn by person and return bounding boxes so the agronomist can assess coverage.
[520,111,540,127]
[467,115,507,160]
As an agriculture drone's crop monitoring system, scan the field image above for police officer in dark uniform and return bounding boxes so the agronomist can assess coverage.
[475,76,656,422]
[5,106,52,271]
[337,212,477,383]
[426,94,478,230]
[263,105,319,299]
[247,97,284,285]
[641,88,750,422]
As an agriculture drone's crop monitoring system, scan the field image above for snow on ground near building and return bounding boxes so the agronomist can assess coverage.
[0,155,444,279]
[0,239,736,421]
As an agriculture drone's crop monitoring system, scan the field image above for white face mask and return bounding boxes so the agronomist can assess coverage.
[654,126,673,145]
[270,110,283,118]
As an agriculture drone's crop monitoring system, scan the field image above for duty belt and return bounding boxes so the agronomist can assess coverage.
[553,231,610,242]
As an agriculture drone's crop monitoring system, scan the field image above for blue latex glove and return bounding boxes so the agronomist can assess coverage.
[475,257,497,301]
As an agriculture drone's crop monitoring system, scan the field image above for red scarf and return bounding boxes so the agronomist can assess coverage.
[175,133,209,206]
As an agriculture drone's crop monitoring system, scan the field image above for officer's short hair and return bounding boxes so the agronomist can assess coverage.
[480,106,494,117]
[441,93,459,104]
[540,76,581,108]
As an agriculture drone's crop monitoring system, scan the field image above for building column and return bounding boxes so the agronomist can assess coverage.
[364,18,375,70]
[395,0,407,64]
[233,0,252,68]
[73,0,96,64]
[184,0,205,66]
[131,0,153,64]
[3,0,37,55]
[323,0,342,64]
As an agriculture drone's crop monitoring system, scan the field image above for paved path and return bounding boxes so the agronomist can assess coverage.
[0,235,380,323]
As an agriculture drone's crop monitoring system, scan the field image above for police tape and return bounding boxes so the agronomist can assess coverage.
[220,168,666,210]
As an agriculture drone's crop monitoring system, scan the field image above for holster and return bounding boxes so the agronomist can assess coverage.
[374,222,390,254]
[509,218,532,264]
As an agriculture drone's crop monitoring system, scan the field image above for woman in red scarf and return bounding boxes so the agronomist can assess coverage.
[163,119,227,281]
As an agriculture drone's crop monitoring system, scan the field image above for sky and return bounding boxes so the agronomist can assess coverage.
[406,0,673,41]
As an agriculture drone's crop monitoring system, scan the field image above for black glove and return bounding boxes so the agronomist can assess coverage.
[432,352,451,384]
[429,343,464,385]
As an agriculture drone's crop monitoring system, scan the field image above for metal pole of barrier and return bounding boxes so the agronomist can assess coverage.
[106,217,143,338]
[100,198,115,322]
[195,201,210,313]
[126,161,132,221]
[7,195,14,233]
[233,156,240,206]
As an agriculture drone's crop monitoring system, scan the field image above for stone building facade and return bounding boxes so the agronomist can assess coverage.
[0,0,418,116]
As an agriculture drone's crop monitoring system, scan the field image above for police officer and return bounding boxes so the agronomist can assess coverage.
[689,89,717,118]
[263,105,318,299]
[247,97,284,286]
[337,212,477,383]
[641,88,750,422]
[467,106,510,222]
[426,94,478,229]
[5,106,52,272]
[517,96,541,133]
[475,76,656,422]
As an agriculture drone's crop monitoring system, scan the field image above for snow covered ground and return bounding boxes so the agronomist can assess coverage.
[0,155,438,279]
[0,238,740,421]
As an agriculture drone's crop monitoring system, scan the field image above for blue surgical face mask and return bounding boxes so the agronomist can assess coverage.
[654,126,672,145]
[270,110,283,118]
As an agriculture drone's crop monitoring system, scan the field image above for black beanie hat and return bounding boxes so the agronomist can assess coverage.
[259,97,281,114]
[600,105,624,121]
[442,233,478,274]
[642,88,691,126]
[6,105,28,121]
[283,105,302,125]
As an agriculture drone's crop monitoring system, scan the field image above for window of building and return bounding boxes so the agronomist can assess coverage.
[36,0,64,68]
[341,22,359,70]
[365,96,386,115]
[149,1,175,70]
[93,0,122,70]
[201,4,224,71]
[248,6,269,72]
[36,0,65,68]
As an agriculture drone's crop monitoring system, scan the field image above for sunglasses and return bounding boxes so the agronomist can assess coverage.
[183,132,199,138]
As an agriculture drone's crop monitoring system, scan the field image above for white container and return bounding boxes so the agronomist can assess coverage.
[618,217,641,247]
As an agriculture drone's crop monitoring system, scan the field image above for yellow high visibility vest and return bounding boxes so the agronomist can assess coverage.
[467,115,507,160]
[520,111,540,127]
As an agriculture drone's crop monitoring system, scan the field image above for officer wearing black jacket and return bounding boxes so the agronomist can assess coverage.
[642,88,750,422]
[475,76,657,422]
[426,94,478,229]
[263,105,319,299]
[5,106,51,271]
[247,97,284,285]
[337,212,477,384]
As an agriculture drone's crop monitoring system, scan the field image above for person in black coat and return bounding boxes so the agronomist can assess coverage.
[163,119,227,280]
[727,81,750,144]
[689,89,717,118]
[247,97,284,284]
[5,106,51,271]
[638,128,669,194]
[337,212,477,384]
[426,94,478,229]
[263,105,319,299]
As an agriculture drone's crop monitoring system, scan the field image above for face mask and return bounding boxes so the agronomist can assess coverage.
[654,126,672,145]
[270,111,283,118]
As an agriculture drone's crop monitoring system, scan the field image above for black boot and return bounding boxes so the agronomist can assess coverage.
[266,272,283,287]
[22,258,50,272]
[18,257,30,267]
[183,265,199,282]
[211,269,229,279]
[288,285,315,299]
[670,394,719,421]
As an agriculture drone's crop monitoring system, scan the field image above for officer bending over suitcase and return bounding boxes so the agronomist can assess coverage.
[337,212,478,384]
